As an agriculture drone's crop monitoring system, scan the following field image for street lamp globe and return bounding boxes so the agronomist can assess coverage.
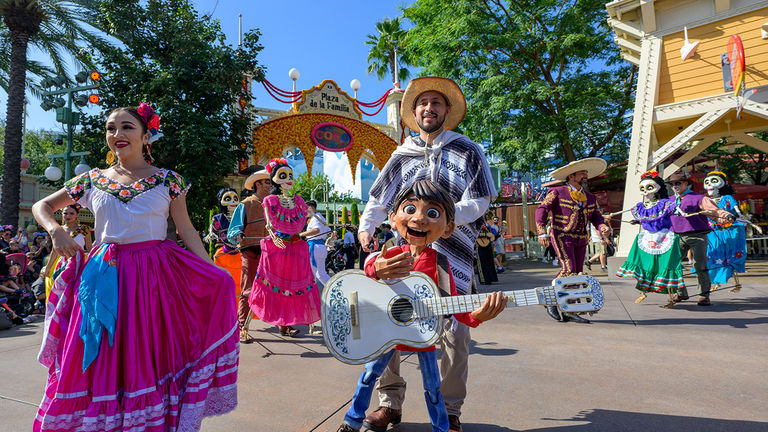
[20,158,30,171]
[45,165,63,182]
[74,160,91,176]
[350,79,361,91]
[288,68,300,81]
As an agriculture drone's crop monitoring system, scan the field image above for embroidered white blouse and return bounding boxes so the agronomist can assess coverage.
[64,168,190,245]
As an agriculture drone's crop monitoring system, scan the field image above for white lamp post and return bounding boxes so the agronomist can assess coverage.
[289,68,300,93]
[350,79,361,99]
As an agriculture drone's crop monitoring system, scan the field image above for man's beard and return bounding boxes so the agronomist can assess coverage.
[417,114,445,133]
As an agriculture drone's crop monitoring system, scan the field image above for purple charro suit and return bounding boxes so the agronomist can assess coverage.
[535,185,608,276]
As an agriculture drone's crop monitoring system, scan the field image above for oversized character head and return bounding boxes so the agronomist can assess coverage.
[639,171,667,201]
[217,187,239,214]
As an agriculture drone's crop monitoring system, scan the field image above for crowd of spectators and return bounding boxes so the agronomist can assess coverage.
[1,225,55,329]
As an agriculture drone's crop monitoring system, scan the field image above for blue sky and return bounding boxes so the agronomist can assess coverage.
[11,0,409,132]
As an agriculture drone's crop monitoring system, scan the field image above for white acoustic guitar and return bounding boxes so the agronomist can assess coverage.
[321,270,604,365]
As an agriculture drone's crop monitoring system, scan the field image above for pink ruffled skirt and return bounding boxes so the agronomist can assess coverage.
[35,239,239,431]
[248,238,320,326]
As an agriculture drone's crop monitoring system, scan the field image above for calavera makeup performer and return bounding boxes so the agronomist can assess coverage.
[697,171,746,291]
[616,171,684,306]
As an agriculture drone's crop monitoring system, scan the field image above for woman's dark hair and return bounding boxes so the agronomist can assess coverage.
[107,107,153,163]
[65,204,81,214]
[34,235,46,245]
[391,179,455,222]
[216,188,238,213]
[306,200,317,209]
[706,172,735,196]
[268,161,291,195]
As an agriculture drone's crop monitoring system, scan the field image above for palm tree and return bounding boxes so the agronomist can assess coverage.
[365,17,413,86]
[0,0,104,226]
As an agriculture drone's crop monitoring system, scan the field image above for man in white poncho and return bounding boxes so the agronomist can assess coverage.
[356,77,496,432]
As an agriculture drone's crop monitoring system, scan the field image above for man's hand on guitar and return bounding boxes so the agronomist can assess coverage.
[373,243,413,279]
[470,291,507,322]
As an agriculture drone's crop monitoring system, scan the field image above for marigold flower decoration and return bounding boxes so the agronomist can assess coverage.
[640,170,659,179]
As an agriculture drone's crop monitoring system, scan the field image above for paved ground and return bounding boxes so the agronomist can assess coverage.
[2,259,767,431]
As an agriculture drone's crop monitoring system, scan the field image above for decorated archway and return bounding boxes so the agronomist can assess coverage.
[251,79,401,182]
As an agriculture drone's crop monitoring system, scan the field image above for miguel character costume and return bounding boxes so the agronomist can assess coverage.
[341,245,483,432]
[357,77,497,421]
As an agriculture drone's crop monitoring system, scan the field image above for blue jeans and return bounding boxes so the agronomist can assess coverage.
[343,350,449,432]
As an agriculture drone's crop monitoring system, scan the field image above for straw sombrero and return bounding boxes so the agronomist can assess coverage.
[550,158,607,181]
[401,77,466,132]
[244,169,269,190]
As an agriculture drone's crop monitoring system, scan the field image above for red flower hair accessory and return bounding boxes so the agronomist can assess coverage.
[640,170,659,179]
[137,102,163,144]
[266,158,288,174]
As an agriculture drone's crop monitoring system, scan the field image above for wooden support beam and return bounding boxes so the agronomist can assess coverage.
[661,136,719,178]
[648,108,730,168]
[733,132,768,154]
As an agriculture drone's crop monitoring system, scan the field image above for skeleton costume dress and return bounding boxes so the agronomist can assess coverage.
[616,199,685,294]
[616,173,684,296]
[696,172,746,285]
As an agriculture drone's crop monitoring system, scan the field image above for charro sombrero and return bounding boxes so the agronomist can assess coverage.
[550,158,607,181]
[244,169,269,190]
[401,76,466,132]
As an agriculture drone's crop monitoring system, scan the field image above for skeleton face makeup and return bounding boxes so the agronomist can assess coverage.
[220,190,240,209]
[703,175,725,196]
[639,178,660,199]
[273,166,294,191]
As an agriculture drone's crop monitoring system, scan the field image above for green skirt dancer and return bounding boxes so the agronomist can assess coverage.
[617,229,685,295]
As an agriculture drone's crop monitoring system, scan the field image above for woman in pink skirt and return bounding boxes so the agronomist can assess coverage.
[31,103,239,431]
[248,158,321,337]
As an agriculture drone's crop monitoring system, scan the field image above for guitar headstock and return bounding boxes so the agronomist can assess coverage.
[551,275,604,313]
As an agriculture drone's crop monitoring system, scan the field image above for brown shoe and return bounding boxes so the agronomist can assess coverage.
[362,407,402,432]
[697,297,712,306]
[448,415,463,432]
[672,294,689,303]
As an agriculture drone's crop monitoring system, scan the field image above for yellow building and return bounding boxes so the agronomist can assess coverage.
[607,0,768,255]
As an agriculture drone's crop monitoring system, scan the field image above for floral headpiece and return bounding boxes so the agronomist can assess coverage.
[266,158,289,174]
[1,225,14,232]
[33,232,48,238]
[706,170,727,179]
[640,170,659,179]
[136,102,164,145]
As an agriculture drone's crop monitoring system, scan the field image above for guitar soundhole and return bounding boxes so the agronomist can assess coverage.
[390,297,415,324]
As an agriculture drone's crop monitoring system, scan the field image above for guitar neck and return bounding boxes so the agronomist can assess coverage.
[418,286,556,318]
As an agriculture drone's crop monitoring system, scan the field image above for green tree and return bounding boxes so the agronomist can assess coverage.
[365,17,413,85]
[291,171,355,203]
[77,0,263,229]
[350,201,359,227]
[402,0,636,173]
[704,135,768,186]
[1,0,107,225]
